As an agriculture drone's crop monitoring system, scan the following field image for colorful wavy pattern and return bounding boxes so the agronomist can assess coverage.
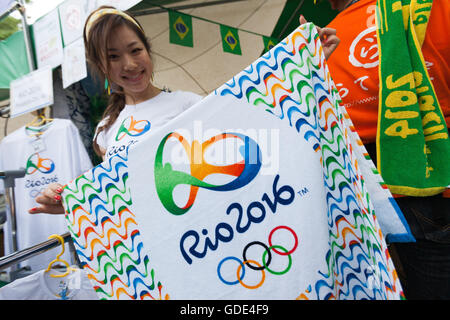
[216,23,403,299]
[62,150,168,300]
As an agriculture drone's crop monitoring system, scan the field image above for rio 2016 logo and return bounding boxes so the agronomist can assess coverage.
[115,116,151,141]
[154,132,262,215]
[26,153,55,175]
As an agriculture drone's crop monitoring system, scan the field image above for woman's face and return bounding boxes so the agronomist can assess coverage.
[105,24,153,103]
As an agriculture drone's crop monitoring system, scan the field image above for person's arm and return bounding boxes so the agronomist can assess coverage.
[299,15,340,60]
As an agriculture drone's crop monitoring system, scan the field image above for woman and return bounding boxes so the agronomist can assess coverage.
[29,6,340,215]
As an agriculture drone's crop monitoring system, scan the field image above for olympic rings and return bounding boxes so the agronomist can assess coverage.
[217,225,299,289]
[262,245,292,275]
[269,225,298,255]
[217,257,245,285]
[243,241,271,271]
[237,260,265,290]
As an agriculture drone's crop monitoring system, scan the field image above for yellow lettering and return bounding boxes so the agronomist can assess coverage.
[386,90,417,108]
[422,111,441,127]
[413,14,428,26]
[413,71,423,87]
[423,125,445,135]
[418,95,435,111]
[413,3,432,14]
[402,5,410,29]
[416,86,429,94]
[392,1,402,12]
[426,166,433,178]
[386,72,423,90]
[424,144,432,178]
[385,109,419,119]
[425,132,448,142]
[384,120,419,138]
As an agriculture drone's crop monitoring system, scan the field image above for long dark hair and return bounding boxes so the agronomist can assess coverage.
[83,6,152,157]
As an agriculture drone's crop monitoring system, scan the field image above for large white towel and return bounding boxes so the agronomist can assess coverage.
[62,24,409,300]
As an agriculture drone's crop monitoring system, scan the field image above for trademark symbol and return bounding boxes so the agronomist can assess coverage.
[297,187,309,196]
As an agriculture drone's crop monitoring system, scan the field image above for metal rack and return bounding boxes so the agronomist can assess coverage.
[0,169,80,281]
[0,231,79,273]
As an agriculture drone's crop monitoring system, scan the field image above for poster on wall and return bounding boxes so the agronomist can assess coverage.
[62,24,411,300]
[32,8,64,70]
[62,38,87,88]
[9,67,53,118]
[58,0,88,46]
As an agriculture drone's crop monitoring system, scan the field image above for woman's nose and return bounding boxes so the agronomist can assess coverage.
[123,54,138,70]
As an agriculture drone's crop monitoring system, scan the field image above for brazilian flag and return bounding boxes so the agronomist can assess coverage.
[220,25,241,55]
[262,36,278,53]
[169,11,193,47]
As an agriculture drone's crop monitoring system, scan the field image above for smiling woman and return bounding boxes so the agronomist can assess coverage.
[79,7,202,160]
[29,6,203,215]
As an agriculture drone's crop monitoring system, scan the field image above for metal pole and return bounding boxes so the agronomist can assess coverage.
[3,188,18,253]
[17,0,35,72]
[0,232,72,271]
[0,169,26,267]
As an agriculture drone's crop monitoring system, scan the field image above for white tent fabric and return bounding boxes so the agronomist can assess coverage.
[137,0,286,96]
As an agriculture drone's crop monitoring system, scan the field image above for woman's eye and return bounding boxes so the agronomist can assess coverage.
[132,48,143,54]
[108,54,119,60]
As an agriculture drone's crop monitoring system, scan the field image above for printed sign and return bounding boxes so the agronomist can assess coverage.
[62,38,87,88]
[32,8,64,70]
[58,0,87,46]
[9,67,53,118]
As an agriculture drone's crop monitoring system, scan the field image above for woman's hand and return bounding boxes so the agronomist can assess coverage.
[29,183,65,215]
[300,15,340,60]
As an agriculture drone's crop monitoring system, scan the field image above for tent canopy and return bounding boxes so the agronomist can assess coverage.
[0,0,338,101]
[271,0,337,40]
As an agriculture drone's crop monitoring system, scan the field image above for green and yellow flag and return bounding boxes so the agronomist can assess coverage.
[169,11,193,47]
[376,0,450,196]
[262,36,278,53]
[220,25,241,55]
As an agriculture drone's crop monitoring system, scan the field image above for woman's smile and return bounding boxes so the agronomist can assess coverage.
[122,70,145,83]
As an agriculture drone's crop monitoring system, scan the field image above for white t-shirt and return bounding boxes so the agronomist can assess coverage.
[0,119,93,271]
[0,268,98,300]
[94,90,202,159]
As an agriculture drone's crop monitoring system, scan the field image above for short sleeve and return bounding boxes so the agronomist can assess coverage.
[93,118,108,151]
